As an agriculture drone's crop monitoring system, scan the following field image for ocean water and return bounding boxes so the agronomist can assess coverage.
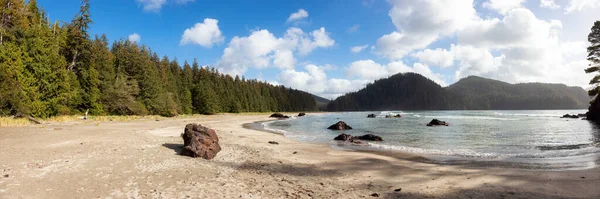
[262,110,600,170]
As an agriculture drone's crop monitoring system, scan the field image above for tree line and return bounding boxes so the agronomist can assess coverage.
[0,0,316,118]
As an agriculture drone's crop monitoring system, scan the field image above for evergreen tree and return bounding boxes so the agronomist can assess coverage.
[0,0,318,117]
[586,21,600,97]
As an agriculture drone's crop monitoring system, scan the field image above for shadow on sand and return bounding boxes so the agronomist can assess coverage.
[162,143,184,154]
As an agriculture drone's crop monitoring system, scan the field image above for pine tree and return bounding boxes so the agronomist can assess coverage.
[0,42,33,115]
[586,21,600,97]
[585,21,600,120]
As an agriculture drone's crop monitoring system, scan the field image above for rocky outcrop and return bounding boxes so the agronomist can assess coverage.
[181,124,221,159]
[427,119,449,126]
[355,134,383,141]
[367,114,377,118]
[587,97,600,121]
[270,113,290,119]
[327,121,353,130]
[561,114,580,119]
[334,133,384,143]
[298,113,306,117]
[333,133,353,141]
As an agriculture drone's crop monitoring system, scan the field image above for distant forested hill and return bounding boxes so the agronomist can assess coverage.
[327,73,589,111]
[0,0,316,118]
[312,95,330,111]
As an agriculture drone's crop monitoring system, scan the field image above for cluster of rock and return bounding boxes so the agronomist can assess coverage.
[367,114,377,118]
[561,114,586,119]
[181,123,221,160]
[426,119,449,126]
[270,113,290,119]
[334,133,383,144]
[270,112,307,119]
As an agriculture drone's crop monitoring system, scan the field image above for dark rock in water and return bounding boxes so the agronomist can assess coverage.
[577,113,586,117]
[427,119,449,126]
[370,193,379,197]
[181,123,221,159]
[268,141,279,145]
[328,121,353,130]
[355,134,384,141]
[334,133,384,142]
[270,113,290,119]
[367,114,377,118]
[561,114,579,119]
[334,133,353,141]
[298,113,306,117]
[394,188,402,192]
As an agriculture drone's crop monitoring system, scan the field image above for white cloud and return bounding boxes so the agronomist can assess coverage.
[345,59,447,86]
[376,31,437,60]
[458,8,562,49]
[287,9,309,23]
[411,48,454,68]
[451,45,502,79]
[377,0,477,60]
[127,33,141,43]
[217,27,335,76]
[277,64,369,99]
[350,45,369,53]
[388,0,477,35]
[483,0,526,15]
[180,18,225,48]
[540,0,561,9]
[348,24,360,33]
[565,0,600,13]
[298,27,335,55]
[136,0,166,12]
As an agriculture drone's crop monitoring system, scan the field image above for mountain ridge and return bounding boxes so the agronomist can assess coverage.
[326,73,590,111]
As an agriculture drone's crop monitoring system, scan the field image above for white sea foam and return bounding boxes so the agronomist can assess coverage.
[424,115,518,121]
[367,143,600,159]
[493,112,562,118]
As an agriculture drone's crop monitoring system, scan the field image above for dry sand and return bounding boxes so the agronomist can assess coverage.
[0,114,599,199]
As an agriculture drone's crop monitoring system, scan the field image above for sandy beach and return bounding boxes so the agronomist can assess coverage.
[0,114,599,199]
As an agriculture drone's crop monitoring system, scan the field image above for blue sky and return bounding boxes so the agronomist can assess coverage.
[39,0,600,99]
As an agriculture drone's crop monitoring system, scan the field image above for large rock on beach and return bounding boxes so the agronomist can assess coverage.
[327,121,353,130]
[181,123,221,159]
[298,113,306,117]
[427,119,449,126]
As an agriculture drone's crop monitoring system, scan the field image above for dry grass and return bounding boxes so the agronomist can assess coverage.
[0,112,297,127]
[0,117,33,127]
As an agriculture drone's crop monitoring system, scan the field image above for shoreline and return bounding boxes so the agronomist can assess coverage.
[1,114,599,198]
[250,116,600,171]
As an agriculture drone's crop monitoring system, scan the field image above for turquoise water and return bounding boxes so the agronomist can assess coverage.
[263,110,600,170]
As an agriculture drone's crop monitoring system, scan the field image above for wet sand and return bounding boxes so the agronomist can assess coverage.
[0,114,599,198]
